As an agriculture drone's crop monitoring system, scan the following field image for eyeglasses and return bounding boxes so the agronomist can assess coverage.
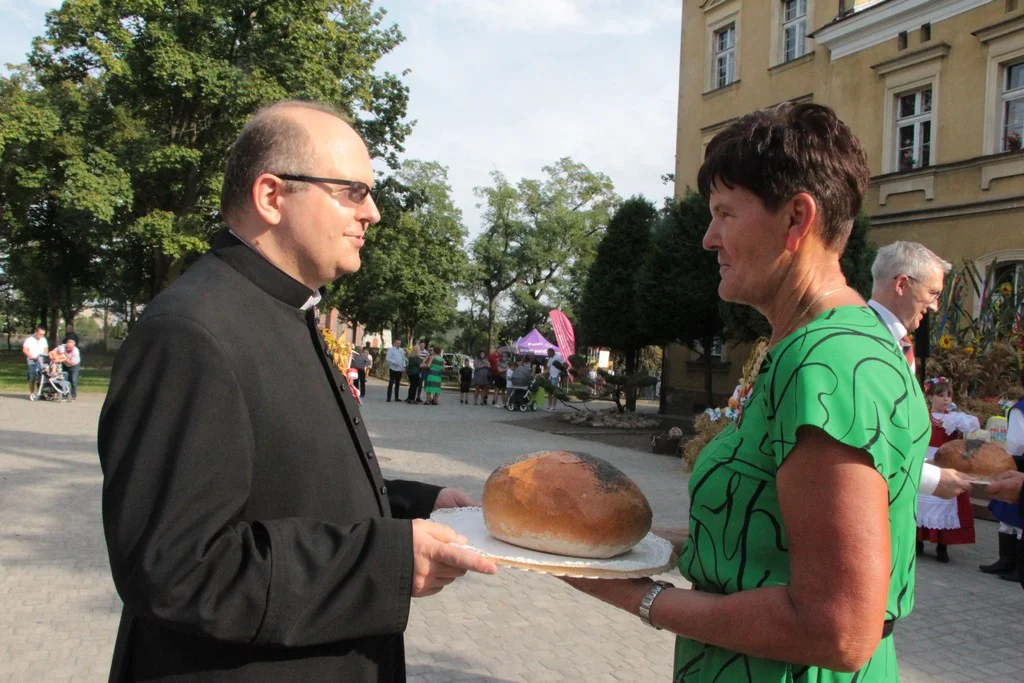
[274,173,378,204]
[902,275,942,304]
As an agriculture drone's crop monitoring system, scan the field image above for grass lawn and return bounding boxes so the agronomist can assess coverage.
[0,348,114,393]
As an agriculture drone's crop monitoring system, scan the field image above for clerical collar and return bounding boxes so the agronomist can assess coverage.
[212,229,323,310]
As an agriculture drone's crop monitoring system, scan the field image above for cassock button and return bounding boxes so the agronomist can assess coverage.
[380,484,388,495]
[366,450,375,459]
[353,417,361,425]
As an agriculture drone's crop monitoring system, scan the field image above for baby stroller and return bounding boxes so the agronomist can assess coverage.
[30,356,71,402]
[506,378,539,413]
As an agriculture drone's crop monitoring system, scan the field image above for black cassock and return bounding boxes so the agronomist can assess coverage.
[98,231,441,681]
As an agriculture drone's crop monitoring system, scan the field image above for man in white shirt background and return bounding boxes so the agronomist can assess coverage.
[385,338,406,403]
[868,241,971,500]
[21,326,48,398]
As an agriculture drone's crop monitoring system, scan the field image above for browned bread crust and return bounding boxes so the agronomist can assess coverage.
[482,450,653,558]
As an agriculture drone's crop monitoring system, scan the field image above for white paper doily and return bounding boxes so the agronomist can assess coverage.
[430,507,675,579]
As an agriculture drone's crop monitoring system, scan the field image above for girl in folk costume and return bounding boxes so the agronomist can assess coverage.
[916,377,980,562]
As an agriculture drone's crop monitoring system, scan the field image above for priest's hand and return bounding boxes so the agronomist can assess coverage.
[433,487,478,510]
[411,519,497,598]
[988,471,1024,504]
[933,467,972,499]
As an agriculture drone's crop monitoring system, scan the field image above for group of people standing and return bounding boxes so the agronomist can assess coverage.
[21,323,82,401]
[382,338,443,405]
[462,347,563,410]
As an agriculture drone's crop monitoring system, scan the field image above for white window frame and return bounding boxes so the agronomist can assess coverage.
[705,8,740,93]
[1001,60,1024,151]
[769,0,814,68]
[893,87,933,172]
[880,57,941,174]
[981,26,1024,155]
[974,249,1024,317]
[991,261,1024,308]
[713,24,737,89]
[782,0,808,63]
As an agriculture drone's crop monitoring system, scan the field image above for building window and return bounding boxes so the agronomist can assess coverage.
[782,0,807,62]
[713,24,736,88]
[1002,61,1024,151]
[921,23,931,42]
[895,87,932,171]
[993,261,1024,308]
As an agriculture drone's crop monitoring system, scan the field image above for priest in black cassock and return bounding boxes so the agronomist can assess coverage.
[97,100,498,682]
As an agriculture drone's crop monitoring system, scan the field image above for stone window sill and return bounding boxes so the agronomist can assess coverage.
[703,80,742,99]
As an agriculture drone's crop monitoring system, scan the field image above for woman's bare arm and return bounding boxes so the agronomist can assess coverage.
[570,426,891,672]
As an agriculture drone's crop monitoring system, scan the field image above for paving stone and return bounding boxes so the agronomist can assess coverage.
[2,388,1023,681]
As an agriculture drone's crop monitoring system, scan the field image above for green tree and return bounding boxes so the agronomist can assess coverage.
[577,196,658,411]
[636,193,722,409]
[511,158,617,330]
[0,67,133,341]
[27,0,413,299]
[326,160,467,343]
[470,171,529,349]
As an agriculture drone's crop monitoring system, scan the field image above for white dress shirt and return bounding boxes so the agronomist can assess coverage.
[867,299,939,495]
[386,346,407,372]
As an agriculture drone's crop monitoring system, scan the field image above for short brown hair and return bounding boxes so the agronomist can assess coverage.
[697,102,870,252]
[220,100,351,222]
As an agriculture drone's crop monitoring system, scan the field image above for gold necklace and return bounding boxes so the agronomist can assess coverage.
[797,286,846,322]
[774,286,847,343]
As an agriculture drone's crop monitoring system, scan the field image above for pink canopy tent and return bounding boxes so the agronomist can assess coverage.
[512,329,558,354]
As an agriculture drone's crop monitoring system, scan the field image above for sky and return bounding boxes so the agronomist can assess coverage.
[0,0,682,234]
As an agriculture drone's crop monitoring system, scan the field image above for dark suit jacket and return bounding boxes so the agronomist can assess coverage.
[98,231,441,681]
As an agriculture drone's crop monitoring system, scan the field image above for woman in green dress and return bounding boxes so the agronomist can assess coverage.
[564,103,928,682]
[423,346,444,406]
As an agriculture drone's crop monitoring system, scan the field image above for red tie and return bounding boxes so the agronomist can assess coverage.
[901,334,915,370]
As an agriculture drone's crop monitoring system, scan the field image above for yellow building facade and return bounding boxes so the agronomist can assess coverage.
[666,0,1024,413]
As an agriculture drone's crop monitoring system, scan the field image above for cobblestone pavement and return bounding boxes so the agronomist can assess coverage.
[1,385,1022,682]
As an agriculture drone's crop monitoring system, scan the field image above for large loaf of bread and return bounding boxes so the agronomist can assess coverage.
[482,450,653,559]
[931,439,1014,478]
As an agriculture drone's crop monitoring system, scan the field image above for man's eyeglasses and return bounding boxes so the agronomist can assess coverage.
[274,173,378,204]
[902,275,942,304]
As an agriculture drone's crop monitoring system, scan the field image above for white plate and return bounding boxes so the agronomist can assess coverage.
[429,507,676,579]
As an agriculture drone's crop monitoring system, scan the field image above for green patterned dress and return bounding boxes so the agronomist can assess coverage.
[424,354,444,396]
[675,306,929,683]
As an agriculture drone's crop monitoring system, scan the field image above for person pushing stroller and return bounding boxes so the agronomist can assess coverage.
[505,361,539,412]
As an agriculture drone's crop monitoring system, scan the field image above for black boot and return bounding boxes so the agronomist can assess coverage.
[980,532,1018,574]
[936,544,949,563]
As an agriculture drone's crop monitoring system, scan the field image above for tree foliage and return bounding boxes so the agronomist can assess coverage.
[1,0,413,339]
[576,196,657,411]
[325,160,467,343]
[636,192,722,408]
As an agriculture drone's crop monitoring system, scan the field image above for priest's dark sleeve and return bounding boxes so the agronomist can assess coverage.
[386,479,443,519]
[98,315,420,647]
